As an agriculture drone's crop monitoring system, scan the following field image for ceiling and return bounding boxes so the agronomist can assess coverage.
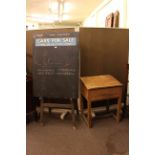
[26,0,103,26]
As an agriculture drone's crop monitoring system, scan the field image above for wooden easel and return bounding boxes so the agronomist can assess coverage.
[39,97,79,129]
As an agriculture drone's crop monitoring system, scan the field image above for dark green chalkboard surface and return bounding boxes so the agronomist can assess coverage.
[33,31,79,99]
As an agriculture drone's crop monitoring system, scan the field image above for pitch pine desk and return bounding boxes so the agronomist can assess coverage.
[80,75,123,128]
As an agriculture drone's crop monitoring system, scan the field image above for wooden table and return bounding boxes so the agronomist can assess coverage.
[80,75,123,128]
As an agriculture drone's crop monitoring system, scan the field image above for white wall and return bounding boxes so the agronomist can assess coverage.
[26,20,39,30]
[38,23,78,29]
[82,0,128,28]
[26,20,80,30]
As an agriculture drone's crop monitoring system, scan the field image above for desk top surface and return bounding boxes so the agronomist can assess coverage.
[80,75,123,90]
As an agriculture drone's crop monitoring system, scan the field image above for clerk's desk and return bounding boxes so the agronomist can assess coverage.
[80,75,123,128]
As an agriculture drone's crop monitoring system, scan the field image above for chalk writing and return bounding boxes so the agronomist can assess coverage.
[36,68,75,76]
[35,37,77,46]
[56,68,75,76]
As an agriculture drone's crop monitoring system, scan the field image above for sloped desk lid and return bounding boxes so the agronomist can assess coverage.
[80,75,123,90]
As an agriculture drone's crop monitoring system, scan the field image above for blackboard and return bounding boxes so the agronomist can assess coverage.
[33,31,79,99]
[26,28,74,75]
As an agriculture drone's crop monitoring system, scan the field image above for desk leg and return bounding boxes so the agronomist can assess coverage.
[117,96,122,122]
[87,100,92,128]
[71,99,76,129]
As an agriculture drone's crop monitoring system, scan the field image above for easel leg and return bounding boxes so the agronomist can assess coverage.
[39,97,44,125]
[71,99,76,129]
[76,99,79,115]
[48,107,52,115]
[106,100,110,113]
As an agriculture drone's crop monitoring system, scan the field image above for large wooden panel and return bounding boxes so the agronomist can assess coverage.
[79,28,129,101]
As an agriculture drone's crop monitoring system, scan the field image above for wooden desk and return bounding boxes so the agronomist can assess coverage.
[80,75,123,128]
